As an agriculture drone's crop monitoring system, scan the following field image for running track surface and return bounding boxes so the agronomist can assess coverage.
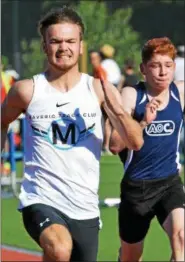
[1,245,42,261]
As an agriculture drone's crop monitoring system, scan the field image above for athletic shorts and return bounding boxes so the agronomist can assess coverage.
[21,203,100,261]
[119,174,185,244]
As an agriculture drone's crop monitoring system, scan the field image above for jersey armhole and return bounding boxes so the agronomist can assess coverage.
[170,82,184,114]
[25,75,38,112]
[87,76,102,110]
[171,82,181,100]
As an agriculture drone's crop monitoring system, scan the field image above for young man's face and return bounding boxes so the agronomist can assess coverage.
[141,54,175,90]
[43,22,83,71]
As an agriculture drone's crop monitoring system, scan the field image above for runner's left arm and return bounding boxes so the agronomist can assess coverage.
[93,79,144,151]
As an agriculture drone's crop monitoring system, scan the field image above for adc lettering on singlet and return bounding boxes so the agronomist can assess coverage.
[145,120,175,136]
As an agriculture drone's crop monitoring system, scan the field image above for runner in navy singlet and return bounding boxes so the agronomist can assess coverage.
[110,37,184,262]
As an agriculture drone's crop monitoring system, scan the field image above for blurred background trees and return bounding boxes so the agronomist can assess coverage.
[20,1,141,77]
[2,0,184,78]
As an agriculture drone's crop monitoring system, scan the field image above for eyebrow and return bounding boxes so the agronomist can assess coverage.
[50,37,77,41]
[150,61,173,64]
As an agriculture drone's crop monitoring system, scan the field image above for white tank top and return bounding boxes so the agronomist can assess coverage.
[18,73,104,219]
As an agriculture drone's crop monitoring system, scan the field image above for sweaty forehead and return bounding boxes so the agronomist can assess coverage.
[46,23,80,39]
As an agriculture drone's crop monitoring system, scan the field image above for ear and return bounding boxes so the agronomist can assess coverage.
[140,63,145,75]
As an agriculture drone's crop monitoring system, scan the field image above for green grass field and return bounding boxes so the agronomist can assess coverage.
[2,155,184,261]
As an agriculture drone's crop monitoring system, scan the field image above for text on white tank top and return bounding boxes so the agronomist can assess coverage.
[18,73,104,219]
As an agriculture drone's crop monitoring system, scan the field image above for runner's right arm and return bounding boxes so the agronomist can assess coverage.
[1,79,33,152]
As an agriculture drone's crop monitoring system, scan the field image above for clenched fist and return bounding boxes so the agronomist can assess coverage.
[143,98,162,124]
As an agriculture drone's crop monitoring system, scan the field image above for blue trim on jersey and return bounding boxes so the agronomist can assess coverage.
[122,81,184,180]
[31,121,96,151]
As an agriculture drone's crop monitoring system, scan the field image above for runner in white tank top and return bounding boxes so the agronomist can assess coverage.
[19,72,103,219]
[1,7,143,262]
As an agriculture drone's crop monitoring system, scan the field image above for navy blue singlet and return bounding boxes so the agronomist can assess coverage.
[119,81,184,180]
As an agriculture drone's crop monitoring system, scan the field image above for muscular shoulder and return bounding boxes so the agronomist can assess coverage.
[1,78,34,126]
[121,86,137,115]
[174,80,184,110]
[5,78,34,110]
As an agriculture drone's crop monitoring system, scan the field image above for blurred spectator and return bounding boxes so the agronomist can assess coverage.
[1,80,6,104]
[100,44,121,86]
[1,63,11,104]
[118,59,139,92]
[7,69,22,150]
[1,63,20,104]
[174,45,184,81]
[89,50,107,80]
[1,64,21,159]
[5,69,20,86]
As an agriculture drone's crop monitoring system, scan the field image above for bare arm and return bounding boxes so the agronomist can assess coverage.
[93,80,144,151]
[109,87,137,153]
[1,79,33,151]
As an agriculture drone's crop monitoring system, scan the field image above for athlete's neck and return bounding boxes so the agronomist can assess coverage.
[45,66,82,92]
[144,82,169,98]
